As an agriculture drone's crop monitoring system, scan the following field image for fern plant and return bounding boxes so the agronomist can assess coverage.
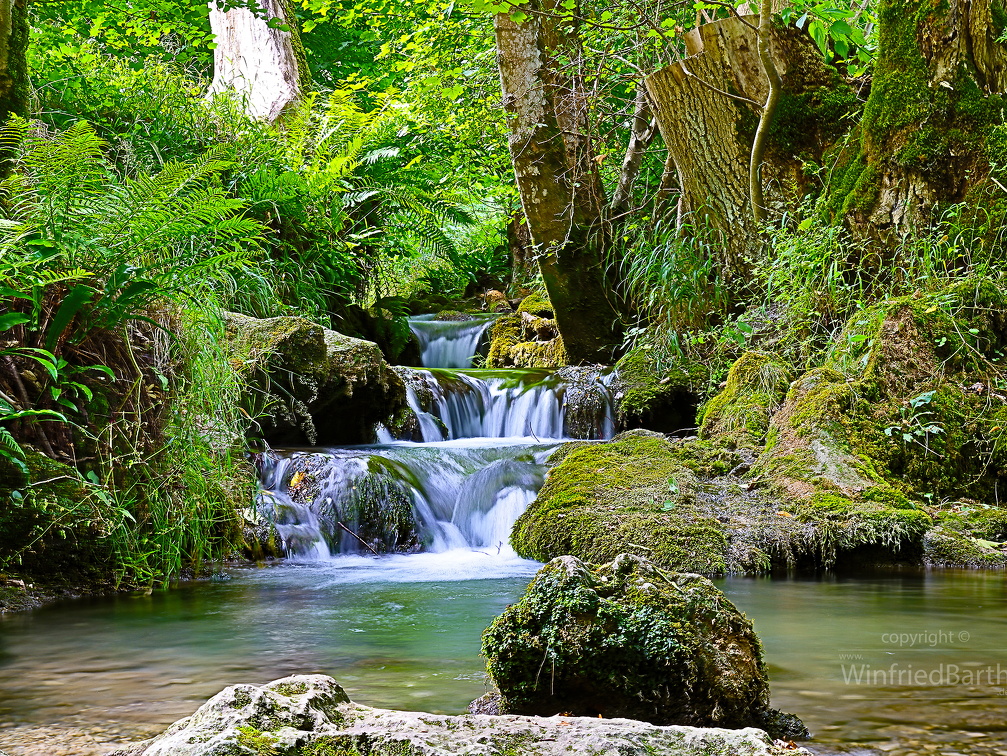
[0,118,263,332]
[0,117,263,476]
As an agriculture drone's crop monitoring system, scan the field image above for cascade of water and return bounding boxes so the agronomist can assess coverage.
[407,314,497,369]
[257,440,554,557]
[388,368,614,442]
[257,314,617,559]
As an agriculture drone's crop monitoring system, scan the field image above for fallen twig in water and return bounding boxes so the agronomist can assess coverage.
[336,521,379,555]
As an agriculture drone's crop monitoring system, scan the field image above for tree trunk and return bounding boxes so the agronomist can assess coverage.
[646,18,846,280]
[0,0,26,122]
[494,2,621,364]
[832,0,1007,236]
[207,0,308,121]
[507,212,537,285]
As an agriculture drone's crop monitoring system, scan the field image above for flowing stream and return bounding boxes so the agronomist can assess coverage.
[256,315,615,561]
[0,319,1004,755]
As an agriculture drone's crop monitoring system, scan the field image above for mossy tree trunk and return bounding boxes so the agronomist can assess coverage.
[0,0,27,179]
[646,17,846,282]
[207,0,309,121]
[494,1,621,364]
[831,0,1007,235]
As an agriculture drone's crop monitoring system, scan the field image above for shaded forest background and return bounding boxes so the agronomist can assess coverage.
[4,0,1007,586]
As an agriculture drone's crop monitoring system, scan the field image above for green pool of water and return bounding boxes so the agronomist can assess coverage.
[0,558,1004,755]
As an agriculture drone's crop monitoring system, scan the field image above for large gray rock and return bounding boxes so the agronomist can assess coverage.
[482,554,806,740]
[112,674,808,756]
[224,312,406,445]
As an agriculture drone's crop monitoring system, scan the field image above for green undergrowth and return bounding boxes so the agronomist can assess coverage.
[699,352,792,448]
[747,279,1007,566]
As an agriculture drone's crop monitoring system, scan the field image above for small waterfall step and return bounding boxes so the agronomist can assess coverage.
[257,313,616,560]
[258,439,557,559]
[385,367,615,443]
[407,314,497,369]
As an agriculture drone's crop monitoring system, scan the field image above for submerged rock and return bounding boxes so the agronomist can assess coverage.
[482,554,805,740]
[111,674,806,756]
[224,312,406,446]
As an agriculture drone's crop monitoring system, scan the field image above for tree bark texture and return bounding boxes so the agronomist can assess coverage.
[207,0,308,121]
[494,2,621,364]
[507,212,537,284]
[0,0,27,123]
[610,85,658,219]
[832,0,1007,235]
[646,18,847,280]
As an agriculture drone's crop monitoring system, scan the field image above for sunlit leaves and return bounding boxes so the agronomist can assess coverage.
[779,1,877,77]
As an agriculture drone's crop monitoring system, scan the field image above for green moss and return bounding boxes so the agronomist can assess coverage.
[516,292,553,317]
[614,347,705,421]
[483,555,772,726]
[836,1,1007,224]
[303,737,420,756]
[924,526,1007,568]
[699,352,791,447]
[770,81,860,156]
[512,432,728,574]
[235,725,280,756]
[486,314,521,368]
[509,336,566,368]
[268,681,308,696]
[861,1,932,141]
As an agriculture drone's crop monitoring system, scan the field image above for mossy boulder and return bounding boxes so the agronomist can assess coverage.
[613,348,705,434]
[487,294,566,368]
[482,554,805,738]
[752,280,1007,566]
[224,313,406,446]
[700,352,791,448]
[332,302,422,366]
[511,431,728,574]
[516,292,553,318]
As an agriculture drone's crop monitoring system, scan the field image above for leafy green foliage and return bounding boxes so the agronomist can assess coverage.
[780,1,878,77]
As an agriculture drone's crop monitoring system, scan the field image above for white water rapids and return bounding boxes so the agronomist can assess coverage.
[256,314,616,559]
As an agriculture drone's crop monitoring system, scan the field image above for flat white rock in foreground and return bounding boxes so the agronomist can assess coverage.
[112,674,809,756]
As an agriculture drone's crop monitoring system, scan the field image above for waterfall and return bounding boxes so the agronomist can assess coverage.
[385,368,614,442]
[257,316,616,559]
[407,314,497,369]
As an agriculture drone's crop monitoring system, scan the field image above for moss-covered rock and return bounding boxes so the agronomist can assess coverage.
[923,526,1007,568]
[482,554,805,738]
[116,673,809,756]
[613,348,705,434]
[486,294,567,368]
[486,314,522,368]
[511,431,728,574]
[752,280,1007,566]
[516,292,553,318]
[224,312,406,446]
[510,337,566,368]
[700,352,792,448]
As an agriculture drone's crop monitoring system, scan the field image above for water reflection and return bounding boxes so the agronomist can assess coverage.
[0,564,1004,755]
